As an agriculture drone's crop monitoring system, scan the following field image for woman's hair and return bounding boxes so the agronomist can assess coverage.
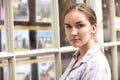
[64,3,97,25]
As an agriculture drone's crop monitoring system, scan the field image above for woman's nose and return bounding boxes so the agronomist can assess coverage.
[71,28,78,35]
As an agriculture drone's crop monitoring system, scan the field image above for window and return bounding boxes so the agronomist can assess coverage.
[0,0,119,80]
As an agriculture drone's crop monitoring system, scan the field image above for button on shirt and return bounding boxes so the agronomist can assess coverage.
[59,43,111,80]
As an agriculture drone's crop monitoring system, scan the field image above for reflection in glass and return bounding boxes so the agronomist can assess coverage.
[37,30,52,49]
[116,17,120,41]
[3,67,8,80]
[38,55,55,80]
[13,0,29,21]
[0,0,5,52]
[102,0,112,42]
[16,64,31,80]
[14,30,29,51]
[1,29,6,52]
[61,52,73,73]
[0,0,4,21]
[0,59,8,80]
[36,0,52,23]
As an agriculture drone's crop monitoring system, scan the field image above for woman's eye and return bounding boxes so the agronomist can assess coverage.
[65,25,72,29]
[77,24,84,28]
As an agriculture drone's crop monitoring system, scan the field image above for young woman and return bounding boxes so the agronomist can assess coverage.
[59,3,111,80]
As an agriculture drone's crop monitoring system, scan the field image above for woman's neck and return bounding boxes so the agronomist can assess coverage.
[79,40,96,58]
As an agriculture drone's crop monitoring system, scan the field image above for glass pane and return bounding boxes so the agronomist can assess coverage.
[16,64,31,80]
[103,0,120,42]
[59,0,76,47]
[61,52,73,73]
[35,0,53,49]
[115,0,120,41]
[102,0,112,42]
[14,30,29,51]
[0,59,8,80]
[16,54,55,80]
[0,0,6,52]
[13,0,29,21]
[1,29,6,52]
[36,0,51,23]
[13,0,53,51]
[13,0,30,51]
[0,0,4,22]
[38,55,55,80]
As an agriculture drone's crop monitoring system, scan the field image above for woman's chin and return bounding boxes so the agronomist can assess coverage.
[71,44,80,48]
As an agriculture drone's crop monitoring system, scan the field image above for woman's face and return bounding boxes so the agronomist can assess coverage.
[64,10,96,48]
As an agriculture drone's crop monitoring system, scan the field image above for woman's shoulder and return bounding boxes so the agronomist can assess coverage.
[86,49,111,72]
[85,50,111,79]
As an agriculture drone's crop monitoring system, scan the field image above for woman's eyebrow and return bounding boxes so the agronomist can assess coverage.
[76,21,83,24]
[64,23,70,25]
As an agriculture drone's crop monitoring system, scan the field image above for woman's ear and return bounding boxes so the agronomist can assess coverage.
[91,23,97,34]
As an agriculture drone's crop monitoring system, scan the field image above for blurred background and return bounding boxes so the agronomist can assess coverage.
[0,0,120,80]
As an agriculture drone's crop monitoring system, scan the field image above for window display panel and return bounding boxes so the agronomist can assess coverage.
[13,0,29,21]
[38,55,55,80]
[13,0,30,51]
[37,30,52,49]
[13,0,53,50]
[16,64,31,80]
[35,0,53,49]
[36,0,52,23]
[14,30,29,51]
[13,0,54,79]
[1,29,30,52]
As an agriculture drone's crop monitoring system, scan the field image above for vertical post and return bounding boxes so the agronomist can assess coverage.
[109,0,118,80]
[4,0,16,80]
[51,0,62,80]
[4,0,14,53]
[29,0,38,80]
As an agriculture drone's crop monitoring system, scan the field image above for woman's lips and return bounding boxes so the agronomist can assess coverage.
[70,39,80,42]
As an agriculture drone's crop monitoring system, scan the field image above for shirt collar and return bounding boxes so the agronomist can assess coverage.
[73,50,80,60]
[73,43,101,62]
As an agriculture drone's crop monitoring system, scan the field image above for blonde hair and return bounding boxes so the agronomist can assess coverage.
[64,3,97,25]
